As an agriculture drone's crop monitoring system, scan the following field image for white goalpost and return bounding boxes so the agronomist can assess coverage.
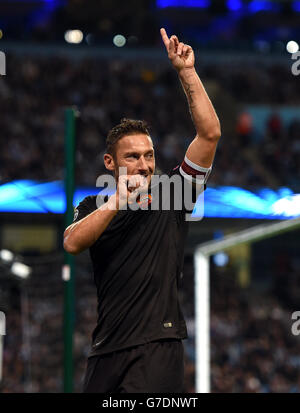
[194,216,300,393]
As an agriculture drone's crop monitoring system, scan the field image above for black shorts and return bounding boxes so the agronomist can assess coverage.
[82,339,184,393]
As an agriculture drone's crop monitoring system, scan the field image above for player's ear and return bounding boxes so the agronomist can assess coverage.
[103,153,115,171]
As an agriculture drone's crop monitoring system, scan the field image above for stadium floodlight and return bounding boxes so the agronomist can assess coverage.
[11,262,31,280]
[113,34,126,47]
[64,30,83,44]
[286,41,299,54]
[0,249,14,263]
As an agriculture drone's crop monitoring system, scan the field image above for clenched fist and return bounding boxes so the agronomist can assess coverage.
[117,174,149,209]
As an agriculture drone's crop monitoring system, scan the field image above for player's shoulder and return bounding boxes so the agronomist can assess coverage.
[80,195,97,206]
[76,195,97,209]
[74,195,97,212]
[73,195,97,222]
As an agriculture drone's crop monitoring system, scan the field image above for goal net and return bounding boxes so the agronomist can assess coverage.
[194,217,300,393]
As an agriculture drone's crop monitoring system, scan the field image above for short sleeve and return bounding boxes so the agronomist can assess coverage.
[73,196,97,223]
[178,156,212,186]
[169,156,212,218]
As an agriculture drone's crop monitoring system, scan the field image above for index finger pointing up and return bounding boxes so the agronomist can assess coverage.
[160,28,170,48]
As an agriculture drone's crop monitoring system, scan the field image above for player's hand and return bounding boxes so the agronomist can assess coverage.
[117,174,148,209]
[160,28,195,72]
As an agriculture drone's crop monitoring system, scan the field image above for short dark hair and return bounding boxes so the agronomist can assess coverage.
[106,118,150,156]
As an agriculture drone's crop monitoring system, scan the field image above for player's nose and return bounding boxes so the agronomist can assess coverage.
[137,156,148,173]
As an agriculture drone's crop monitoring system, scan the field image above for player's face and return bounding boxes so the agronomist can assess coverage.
[112,134,155,185]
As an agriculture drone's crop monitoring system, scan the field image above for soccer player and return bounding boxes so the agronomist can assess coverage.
[63,28,221,393]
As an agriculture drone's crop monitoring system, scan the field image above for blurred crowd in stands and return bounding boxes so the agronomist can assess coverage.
[0,54,300,190]
[1,52,300,393]
[1,243,300,393]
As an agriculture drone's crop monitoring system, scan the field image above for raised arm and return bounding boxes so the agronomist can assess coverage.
[160,28,221,168]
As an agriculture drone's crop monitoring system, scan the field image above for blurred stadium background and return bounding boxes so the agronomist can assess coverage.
[0,0,300,393]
